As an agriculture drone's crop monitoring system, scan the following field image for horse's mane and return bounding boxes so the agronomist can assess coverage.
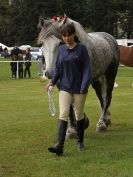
[67,18,89,43]
[37,17,62,44]
[37,16,89,44]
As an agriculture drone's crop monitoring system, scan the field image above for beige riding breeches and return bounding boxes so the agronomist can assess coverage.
[59,91,87,121]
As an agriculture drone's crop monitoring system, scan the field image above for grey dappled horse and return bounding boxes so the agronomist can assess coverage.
[37,16,120,133]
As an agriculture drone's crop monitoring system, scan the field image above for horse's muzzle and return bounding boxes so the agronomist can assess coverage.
[45,71,53,79]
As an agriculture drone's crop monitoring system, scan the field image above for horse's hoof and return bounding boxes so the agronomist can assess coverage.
[66,127,77,139]
[96,121,107,132]
[105,119,111,126]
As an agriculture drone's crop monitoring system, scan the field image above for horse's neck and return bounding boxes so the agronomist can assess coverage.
[73,21,93,57]
[73,21,88,44]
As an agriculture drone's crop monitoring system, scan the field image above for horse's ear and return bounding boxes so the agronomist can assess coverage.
[38,16,52,28]
[58,15,68,27]
[38,16,44,29]
[63,16,67,24]
[44,19,52,27]
[62,14,67,24]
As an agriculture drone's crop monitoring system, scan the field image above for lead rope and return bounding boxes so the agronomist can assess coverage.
[47,89,56,116]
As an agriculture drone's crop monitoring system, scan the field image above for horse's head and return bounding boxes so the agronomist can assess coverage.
[37,16,66,78]
[37,15,74,79]
[40,36,61,79]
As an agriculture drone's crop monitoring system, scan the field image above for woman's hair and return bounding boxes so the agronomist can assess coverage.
[60,23,75,36]
[60,23,80,42]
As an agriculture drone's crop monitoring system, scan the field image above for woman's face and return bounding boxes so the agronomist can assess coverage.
[62,33,75,46]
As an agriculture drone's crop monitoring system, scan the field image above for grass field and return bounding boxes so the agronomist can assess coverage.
[0,60,133,177]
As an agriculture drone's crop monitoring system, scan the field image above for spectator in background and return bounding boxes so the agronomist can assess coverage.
[41,54,46,70]
[0,46,3,56]
[18,53,23,79]
[3,47,10,58]
[10,55,17,79]
[41,54,45,65]
[10,45,23,79]
[24,48,32,78]
[11,45,22,60]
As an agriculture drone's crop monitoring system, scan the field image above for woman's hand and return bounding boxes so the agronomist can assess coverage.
[45,83,54,92]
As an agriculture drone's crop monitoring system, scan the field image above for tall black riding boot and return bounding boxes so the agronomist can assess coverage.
[76,118,85,151]
[48,119,68,156]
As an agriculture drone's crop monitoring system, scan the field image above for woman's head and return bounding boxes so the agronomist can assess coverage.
[60,23,75,37]
[60,23,79,45]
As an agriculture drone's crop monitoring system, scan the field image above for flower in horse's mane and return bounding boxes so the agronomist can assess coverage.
[51,16,64,22]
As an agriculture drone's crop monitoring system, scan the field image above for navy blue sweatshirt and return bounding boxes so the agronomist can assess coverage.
[51,43,91,93]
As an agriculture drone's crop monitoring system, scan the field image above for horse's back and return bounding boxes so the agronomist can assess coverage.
[86,32,119,80]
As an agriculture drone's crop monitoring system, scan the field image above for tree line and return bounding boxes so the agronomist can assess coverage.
[0,0,133,46]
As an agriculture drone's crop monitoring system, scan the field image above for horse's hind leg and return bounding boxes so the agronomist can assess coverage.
[103,62,118,125]
[93,62,118,132]
[66,105,77,139]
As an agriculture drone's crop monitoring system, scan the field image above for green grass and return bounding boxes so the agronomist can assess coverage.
[0,60,133,177]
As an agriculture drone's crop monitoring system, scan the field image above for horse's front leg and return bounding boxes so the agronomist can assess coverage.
[66,105,77,139]
[92,77,112,132]
[66,105,90,139]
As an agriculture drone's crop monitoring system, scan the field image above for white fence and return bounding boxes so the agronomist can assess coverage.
[0,60,43,79]
[116,39,133,46]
